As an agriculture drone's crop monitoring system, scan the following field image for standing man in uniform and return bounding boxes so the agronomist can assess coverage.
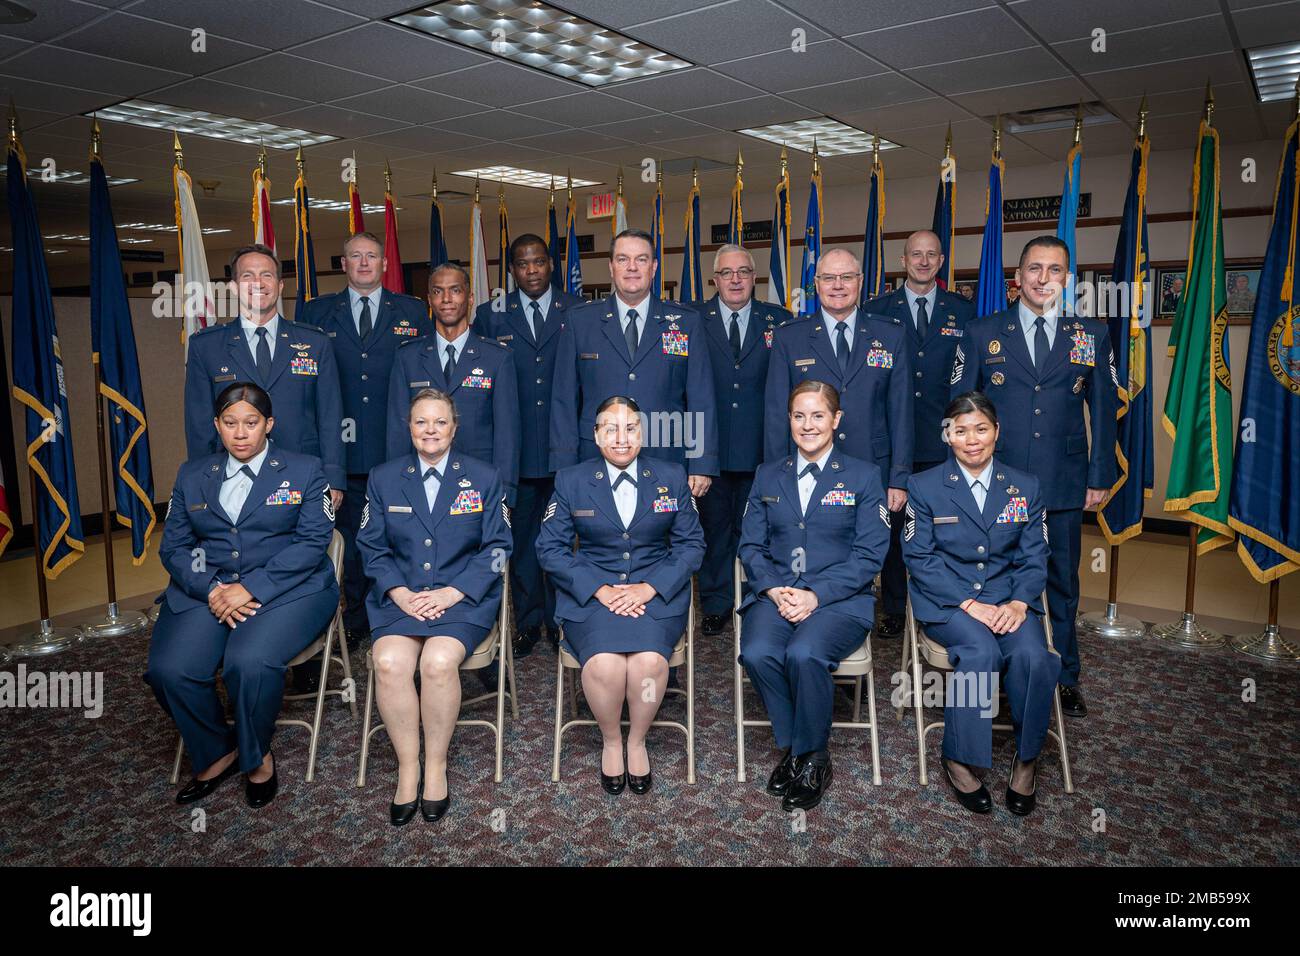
[300,231,432,645]
[951,236,1118,716]
[477,233,582,657]
[697,244,791,636]
[765,248,913,555]
[550,228,718,491]
[865,230,974,638]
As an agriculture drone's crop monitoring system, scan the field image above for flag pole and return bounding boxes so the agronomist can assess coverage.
[1078,97,1149,640]
[79,120,147,639]
[1151,83,1226,649]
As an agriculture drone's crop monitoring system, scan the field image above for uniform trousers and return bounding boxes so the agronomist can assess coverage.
[697,470,754,617]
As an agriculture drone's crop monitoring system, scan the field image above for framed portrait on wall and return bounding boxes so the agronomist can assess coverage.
[1225,267,1262,316]
[1158,268,1185,317]
[1094,271,1110,318]
[954,279,977,303]
[1005,276,1020,306]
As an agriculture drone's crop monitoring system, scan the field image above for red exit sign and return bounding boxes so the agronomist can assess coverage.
[586,192,615,221]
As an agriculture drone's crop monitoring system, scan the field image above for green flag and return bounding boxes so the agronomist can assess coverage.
[1162,118,1234,553]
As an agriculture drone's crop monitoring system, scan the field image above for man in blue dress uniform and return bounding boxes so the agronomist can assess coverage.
[951,236,1118,717]
[696,243,791,636]
[865,230,975,638]
[299,231,432,642]
[476,233,582,657]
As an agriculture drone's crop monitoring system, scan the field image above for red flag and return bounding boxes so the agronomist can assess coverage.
[383,188,404,293]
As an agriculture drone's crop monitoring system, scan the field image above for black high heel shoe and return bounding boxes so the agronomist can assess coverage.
[600,747,626,794]
[627,745,652,795]
[421,768,451,821]
[942,757,992,814]
[1006,752,1038,816]
[390,770,421,827]
[245,750,278,808]
[176,757,240,805]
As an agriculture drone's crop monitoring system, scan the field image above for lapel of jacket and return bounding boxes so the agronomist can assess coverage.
[334,292,363,350]
[587,460,624,529]
[536,294,567,350]
[807,319,843,385]
[600,297,632,365]
[401,453,450,535]
[366,292,394,349]
[738,301,769,363]
[237,448,289,525]
[629,298,668,370]
[943,459,988,528]
[842,313,874,387]
[982,462,1014,529]
[924,292,956,347]
[224,324,262,385]
[995,309,1035,377]
[1039,315,1074,379]
[804,452,842,517]
[200,455,227,519]
[778,456,804,523]
[263,320,294,391]
[702,296,731,356]
[505,296,536,347]
[626,458,664,530]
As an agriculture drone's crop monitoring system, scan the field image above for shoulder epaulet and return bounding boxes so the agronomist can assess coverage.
[475,333,509,350]
[287,319,324,334]
[191,322,225,337]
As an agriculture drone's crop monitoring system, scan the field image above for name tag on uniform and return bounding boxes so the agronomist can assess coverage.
[409,380,431,388]
[461,373,493,389]
[580,353,599,360]
[661,331,689,356]
[866,348,893,368]
[388,505,413,513]
[996,496,1030,523]
[573,509,595,517]
[934,515,960,525]
[326,330,338,337]
[1069,330,1096,366]
[794,358,815,368]
[290,357,318,376]
[213,373,236,382]
[653,495,679,513]
[451,490,484,514]
[984,356,1006,364]
[820,490,856,506]
[265,489,303,505]
[496,335,514,343]
[761,495,780,503]
[188,503,207,512]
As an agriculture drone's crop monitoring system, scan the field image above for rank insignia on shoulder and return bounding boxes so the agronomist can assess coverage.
[459,478,471,488]
[988,340,1001,355]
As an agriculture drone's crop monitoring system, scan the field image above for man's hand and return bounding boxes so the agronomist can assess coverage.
[1084,487,1107,509]
[688,475,712,497]
[330,488,345,512]
[888,488,907,512]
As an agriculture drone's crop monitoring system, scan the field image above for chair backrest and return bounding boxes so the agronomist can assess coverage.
[327,530,345,585]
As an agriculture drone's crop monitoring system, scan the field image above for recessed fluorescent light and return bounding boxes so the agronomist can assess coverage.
[89,100,337,149]
[391,1,692,87]
[1246,42,1300,103]
[117,220,231,235]
[1000,103,1116,135]
[2,167,138,186]
[271,196,389,213]
[449,165,599,190]
[738,118,900,157]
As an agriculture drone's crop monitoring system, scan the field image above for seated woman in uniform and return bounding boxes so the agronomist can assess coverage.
[146,382,338,809]
[737,380,890,812]
[536,395,704,795]
[357,388,511,826]
[902,390,1060,816]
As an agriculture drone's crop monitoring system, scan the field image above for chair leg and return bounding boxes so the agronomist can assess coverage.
[551,649,565,783]
[567,667,578,719]
[910,624,929,786]
[686,626,696,785]
[852,675,863,723]
[866,663,882,786]
[304,626,334,784]
[494,639,506,784]
[734,636,746,784]
[1053,688,1075,794]
[170,735,185,786]
[357,654,376,788]
[337,620,357,719]
[896,626,910,721]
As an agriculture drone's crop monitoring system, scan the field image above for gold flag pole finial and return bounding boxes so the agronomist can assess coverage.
[735,148,743,178]
[7,98,18,151]
[812,137,820,176]
[616,166,624,197]
[474,174,480,203]
[384,160,393,193]
[90,114,102,161]
[431,167,438,201]
[566,169,573,201]
[779,143,789,178]
[1072,102,1084,145]
[1204,80,1215,126]
[871,131,880,168]
[172,130,184,171]
[257,140,267,176]
[1136,95,1149,141]
[992,114,1002,158]
[691,161,699,188]
[295,144,305,173]
[943,123,952,160]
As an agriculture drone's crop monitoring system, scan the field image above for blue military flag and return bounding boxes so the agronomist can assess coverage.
[679,171,702,302]
[7,125,85,577]
[429,174,449,273]
[90,147,156,565]
[1229,111,1300,580]
[650,171,665,300]
[767,150,791,310]
[931,126,955,289]
[1099,131,1155,546]
[293,149,318,310]
[564,183,582,297]
[798,151,823,316]
[861,148,885,305]
[976,141,1006,318]
[545,178,560,290]
[1055,131,1083,314]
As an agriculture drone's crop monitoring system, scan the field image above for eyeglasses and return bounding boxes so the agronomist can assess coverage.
[815,272,862,285]
[714,267,755,280]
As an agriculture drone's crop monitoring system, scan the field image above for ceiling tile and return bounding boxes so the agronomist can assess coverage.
[512,129,639,154]
[2,45,187,96]
[949,77,1093,118]
[1109,83,1257,119]
[608,68,761,111]
[622,0,828,65]
[835,98,970,133]
[312,0,425,15]
[846,8,1036,68]
[514,92,657,127]
[433,110,570,141]
[1005,0,1222,43]
[290,22,493,82]
[0,37,32,60]
[1231,2,1300,48]
[1083,52,1246,98]
[413,62,585,108]
[264,104,409,138]
[1053,17,1234,73]
[678,95,817,130]
[908,46,1067,95]
[330,85,483,124]
[128,0,365,47]
[209,53,388,103]
[56,13,267,73]
[0,0,111,43]
[359,126,491,154]
[781,72,932,114]
[777,0,993,35]
[145,77,312,120]
[0,75,118,115]
[547,0,713,28]
[712,40,886,93]
[588,113,715,143]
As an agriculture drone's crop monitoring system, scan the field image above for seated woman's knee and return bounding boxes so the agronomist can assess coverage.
[419,646,461,681]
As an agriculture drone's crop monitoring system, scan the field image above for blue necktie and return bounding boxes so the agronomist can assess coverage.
[254,327,271,381]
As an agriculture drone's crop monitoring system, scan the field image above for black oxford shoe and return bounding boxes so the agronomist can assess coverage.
[245,752,278,808]
[1005,753,1038,816]
[781,752,832,812]
[765,749,800,797]
[175,759,239,805]
[700,614,727,636]
[513,626,543,659]
[1058,684,1087,717]
[942,758,992,814]
[875,613,905,639]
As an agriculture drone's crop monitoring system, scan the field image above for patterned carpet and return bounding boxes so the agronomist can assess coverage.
[1,610,1297,867]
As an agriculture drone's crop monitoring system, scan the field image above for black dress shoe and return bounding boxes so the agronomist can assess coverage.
[1006,753,1038,816]
[390,771,421,827]
[1059,684,1087,717]
[781,752,832,812]
[345,626,371,645]
[512,626,542,658]
[245,752,278,808]
[420,793,451,822]
[627,751,652,794]
[765,749,800,797]
[600,753,626,795]
[666,667,680,690]
[476,660,500,692]
[175,758,240,805]
[290,665,320,695]
[700,613,727,636]
[875,613,905,639]
[942,758,992,814]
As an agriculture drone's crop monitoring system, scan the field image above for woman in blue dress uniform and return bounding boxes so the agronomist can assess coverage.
[902,391,1060,816]
[357,388,511,826]
[536,395,705,795]
[146,382,339,809]
[738,380,890,812]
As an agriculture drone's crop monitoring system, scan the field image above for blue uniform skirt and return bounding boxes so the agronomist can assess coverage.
[560,607,684,667]
[370,616,490,657]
